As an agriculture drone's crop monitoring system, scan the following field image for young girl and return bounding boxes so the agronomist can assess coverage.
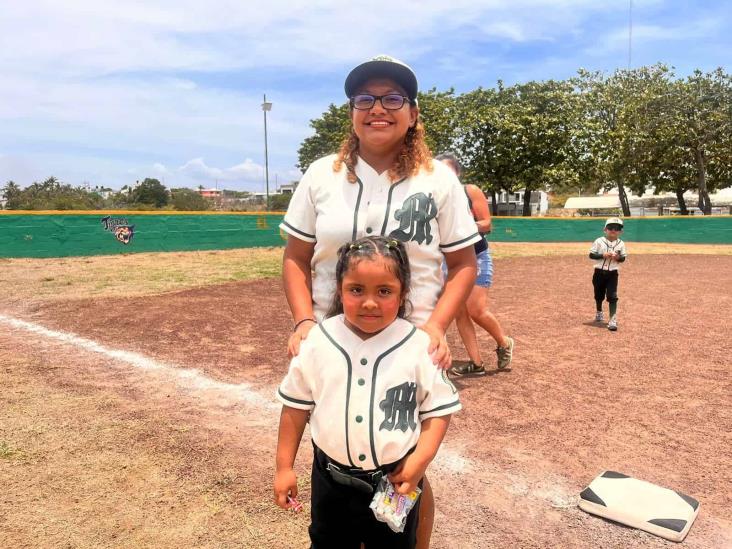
[274,236,461,548]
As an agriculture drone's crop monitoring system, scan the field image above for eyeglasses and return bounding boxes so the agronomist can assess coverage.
[350,94,412,111]
[606,225,623,231]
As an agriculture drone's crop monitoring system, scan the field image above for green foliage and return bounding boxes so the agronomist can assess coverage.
[418,88,460,156]
[1,177,105,210]
[130,178,169,208]
[295,65,732,216]
[171,188,210,211]
[269,192,293,211]
[297,102,351,172]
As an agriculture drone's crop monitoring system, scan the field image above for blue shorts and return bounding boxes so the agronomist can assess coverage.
[441,246,493,288]
[475,247,493,288]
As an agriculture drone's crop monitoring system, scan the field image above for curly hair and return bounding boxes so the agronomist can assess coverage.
[333,117,433,183]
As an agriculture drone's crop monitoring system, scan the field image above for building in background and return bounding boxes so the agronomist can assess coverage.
[490,190,549,216]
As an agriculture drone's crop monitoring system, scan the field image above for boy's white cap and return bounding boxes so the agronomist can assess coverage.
[605,217,624,228]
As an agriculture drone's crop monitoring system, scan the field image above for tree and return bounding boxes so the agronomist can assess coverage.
[2,176,105,210]
[269,192,293,211]
[171,188,209,211]
[501,80,576,216]
[667,69,732,214]
[297,103,351,172]
[417,88,460,156]
[458,86,516,215]
[1,181,22,208]
[131,178,169,208]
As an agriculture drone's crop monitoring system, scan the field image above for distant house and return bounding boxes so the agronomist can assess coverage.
[197,188,223,199]
[491,190,549,215]
[278,182,299,194]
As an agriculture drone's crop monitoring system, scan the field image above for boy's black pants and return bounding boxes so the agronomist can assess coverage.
[593,268,619,305]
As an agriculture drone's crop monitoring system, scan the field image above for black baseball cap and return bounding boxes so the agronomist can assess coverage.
[344,55,418,102]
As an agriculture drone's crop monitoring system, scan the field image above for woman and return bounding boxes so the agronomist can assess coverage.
[435,153,514,374]
[280,56,479,548]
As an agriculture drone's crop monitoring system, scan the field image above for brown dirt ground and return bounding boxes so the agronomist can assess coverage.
[2,253,731,548]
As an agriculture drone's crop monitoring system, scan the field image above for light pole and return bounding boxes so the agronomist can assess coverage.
[261,94,272,211]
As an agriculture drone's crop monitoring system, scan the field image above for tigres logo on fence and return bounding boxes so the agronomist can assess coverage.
[101,216,135,245]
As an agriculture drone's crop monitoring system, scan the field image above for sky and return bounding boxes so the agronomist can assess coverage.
[1,1,730,193]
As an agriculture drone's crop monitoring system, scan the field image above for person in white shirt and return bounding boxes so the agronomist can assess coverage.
[280,54,478,549]
[275,237,460,548]
[589,217,628,331]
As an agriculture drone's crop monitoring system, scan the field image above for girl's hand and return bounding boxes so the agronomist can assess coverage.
[287,320,316,358]
[274,468,298,509]
[387,455,428,496]
[419,322,451,369]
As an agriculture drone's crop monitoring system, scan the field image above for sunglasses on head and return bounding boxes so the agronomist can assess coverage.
[350,94,412,111]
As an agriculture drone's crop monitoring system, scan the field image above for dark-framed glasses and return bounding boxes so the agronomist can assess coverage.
[350,94,411,111]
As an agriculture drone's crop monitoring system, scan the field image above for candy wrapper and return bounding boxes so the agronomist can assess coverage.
[369,477,421,533]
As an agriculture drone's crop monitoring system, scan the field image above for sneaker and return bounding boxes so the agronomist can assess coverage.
[450,361,486,376]
[608,316,618,331]
[496,336,514,370]
[595,311,604,322]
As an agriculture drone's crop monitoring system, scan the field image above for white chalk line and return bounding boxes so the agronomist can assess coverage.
[0,312,277,410]
[0,313,575,509]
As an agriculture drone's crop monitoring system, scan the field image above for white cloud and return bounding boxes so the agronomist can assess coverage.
[178,157,263,183]
[0,1,728,190]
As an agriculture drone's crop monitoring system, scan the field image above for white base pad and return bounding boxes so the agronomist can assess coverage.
[578,471,700,542]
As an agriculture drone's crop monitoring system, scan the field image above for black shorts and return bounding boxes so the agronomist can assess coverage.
[308,445,421,549]
[592,269,619,303]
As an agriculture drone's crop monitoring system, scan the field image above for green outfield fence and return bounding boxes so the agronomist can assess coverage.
[1,211,730,258]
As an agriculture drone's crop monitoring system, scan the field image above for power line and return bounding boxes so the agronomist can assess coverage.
[628,0,633,70]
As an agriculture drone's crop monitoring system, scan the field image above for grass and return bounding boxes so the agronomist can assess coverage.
[0,247,283,303]
[1,243,730,305]
[0,442,23,460]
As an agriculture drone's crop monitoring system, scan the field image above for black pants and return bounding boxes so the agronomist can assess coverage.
[592,269,619,305]
[308,446,421,549]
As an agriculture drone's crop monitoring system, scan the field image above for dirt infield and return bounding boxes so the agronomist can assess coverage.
[1,248,731,548]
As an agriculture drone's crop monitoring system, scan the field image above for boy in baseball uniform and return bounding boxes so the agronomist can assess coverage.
[274,237,461,548]
[589,217,628,331]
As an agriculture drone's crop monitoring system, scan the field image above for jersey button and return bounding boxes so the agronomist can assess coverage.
[358,378,365,386]
[356,415,363,423]
[366,227,373,234]
[358,454,366,462]
[360,358,367,365]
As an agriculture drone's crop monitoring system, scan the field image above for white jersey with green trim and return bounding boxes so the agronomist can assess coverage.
[276,315,461,470]
[590,237,627,271]
[280,154,480,326]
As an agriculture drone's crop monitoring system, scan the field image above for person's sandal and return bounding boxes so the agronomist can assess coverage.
[449,361,486,376]
[496,337,515,370]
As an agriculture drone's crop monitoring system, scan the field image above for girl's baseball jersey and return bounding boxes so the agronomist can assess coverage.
[590,238,627,271]
[280,155,481,326]
[277,315,462,470]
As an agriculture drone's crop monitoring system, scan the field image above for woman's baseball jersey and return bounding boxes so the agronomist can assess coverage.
[280,155,481,326]
[276,315,462,470]
[590,238,627,271]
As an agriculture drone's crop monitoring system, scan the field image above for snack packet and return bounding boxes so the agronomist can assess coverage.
[369,477,422,533]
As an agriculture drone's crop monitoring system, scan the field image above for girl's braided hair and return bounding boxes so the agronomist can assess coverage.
[326,236,412,319]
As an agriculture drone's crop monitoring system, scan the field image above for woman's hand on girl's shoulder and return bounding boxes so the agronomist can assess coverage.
[418,322,452,370]
[288,320,316,358]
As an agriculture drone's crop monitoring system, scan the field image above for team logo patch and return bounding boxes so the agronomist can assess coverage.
[379,382,418,432]
[101,216,135,245]
[390,192,437,245]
